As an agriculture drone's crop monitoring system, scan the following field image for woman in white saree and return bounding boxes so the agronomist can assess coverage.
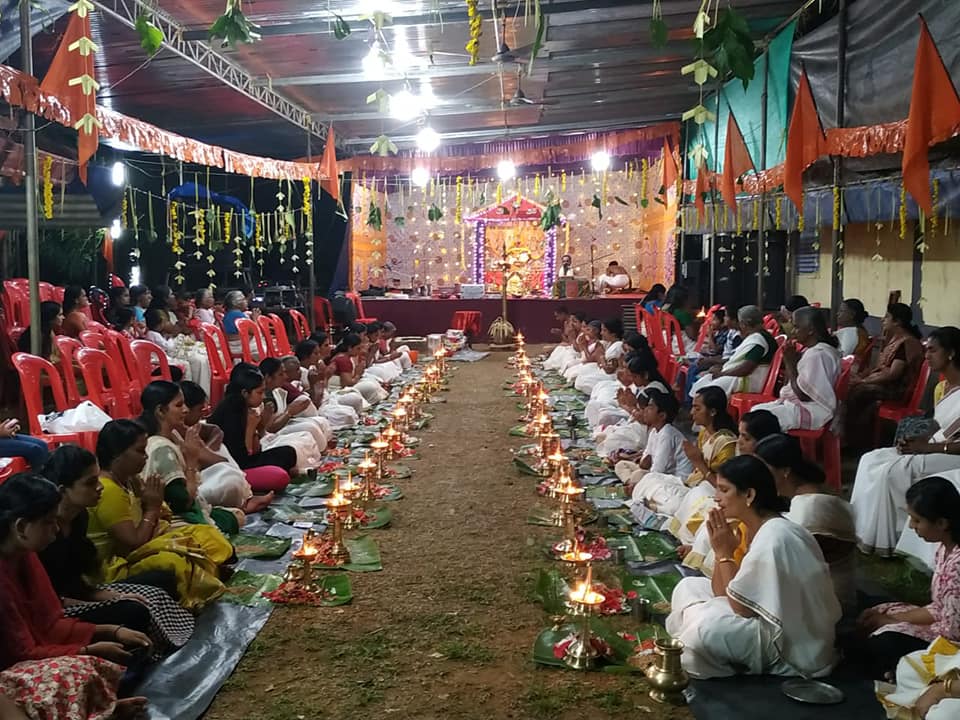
[756,434,857,611]
[584,333,648,428]
[564,321,605,384]
[666,455,841,679]
[852,327,960,556]
[574,318,625,395]
[752,307,842,431]
[689,305,777,401]
[879,637,960,720]
[593,352,670,459]
[546,313,585,372]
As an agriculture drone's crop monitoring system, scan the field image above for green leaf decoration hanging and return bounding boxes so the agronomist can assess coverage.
[209,0,262,48]
[650,17,669,48]
[591,193,603,220]
[369,134,398,157]
[393,216,406,227]
[367,202,383,231]
[135,14,164,56]
[702,7,756,90]
[527,0,545,75]
[538,202,561,231]
[332,13,351,39]
[366,88,390,114]
[427,203,444,222]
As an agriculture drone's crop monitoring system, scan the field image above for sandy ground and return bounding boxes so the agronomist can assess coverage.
[206,351,693,720]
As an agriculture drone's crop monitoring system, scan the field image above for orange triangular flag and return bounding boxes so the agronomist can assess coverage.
[721,112,755,213]
[40,12,98,184]
[319,127,340,202]
[783,68,826,211]
[695,161,711,223]
[660,137,678,196]
[902,17,960,214]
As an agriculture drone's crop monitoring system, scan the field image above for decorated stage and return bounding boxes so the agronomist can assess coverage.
[363,295,644,344]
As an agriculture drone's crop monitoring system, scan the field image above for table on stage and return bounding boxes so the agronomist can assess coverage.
[361,295,645,343]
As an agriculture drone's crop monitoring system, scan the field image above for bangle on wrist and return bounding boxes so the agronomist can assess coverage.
[717,557,736,565]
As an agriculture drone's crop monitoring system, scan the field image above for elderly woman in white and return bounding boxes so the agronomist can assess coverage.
[689,305,777,401]
[666,455,841,679]
[752,306,842,431]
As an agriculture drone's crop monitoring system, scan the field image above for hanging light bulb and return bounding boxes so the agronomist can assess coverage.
[362,42,387,81]
[497,159,516,181]
[416,126,441,153]
[111,161,125,186]
[390,89,421,121]
[419,78,437,108]
[591,150,611,172]
[411,167,430,187]
[110,218,122,239]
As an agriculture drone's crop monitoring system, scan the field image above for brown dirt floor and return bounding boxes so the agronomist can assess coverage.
[205,348,693,720]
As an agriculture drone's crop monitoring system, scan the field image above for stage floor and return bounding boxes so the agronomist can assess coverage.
[362,295,643,343]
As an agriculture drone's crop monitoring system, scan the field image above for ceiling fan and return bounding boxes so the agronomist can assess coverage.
[506,65,553,107]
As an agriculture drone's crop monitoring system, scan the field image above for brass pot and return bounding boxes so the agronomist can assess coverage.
[645,638,689,704]
[488,316,516,345]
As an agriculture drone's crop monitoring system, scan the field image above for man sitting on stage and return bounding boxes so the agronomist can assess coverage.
[557,254,575,279]
[596,261,631,294]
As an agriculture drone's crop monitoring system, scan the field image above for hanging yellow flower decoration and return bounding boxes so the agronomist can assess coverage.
[797,198,805,232]
[832,185,841,230]
[120,191,128,229]
[931,179,940,232]
[465,0,481,65]
[564,222,570,255]
[534,174,540,197]
[775,196,782,230]
[899,184,907,241]
[496,182,502,205]
[752,197,759,231]
[455,176,463,223]
[561,171,567,193]
[640,159,648,205]
[735,202,742,235]
[41,156,54,220]
[170,202,185,284]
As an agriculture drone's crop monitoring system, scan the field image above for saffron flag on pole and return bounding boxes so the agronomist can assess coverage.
[783,68,826,212]
[319,126,340,202]
[695,161,711,223]
[902,16,960,215]
[39,7,99,183]
[659,137,678,202]
[721,111,754,213]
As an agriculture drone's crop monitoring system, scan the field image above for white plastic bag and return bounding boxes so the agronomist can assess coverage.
[39,401,112,433]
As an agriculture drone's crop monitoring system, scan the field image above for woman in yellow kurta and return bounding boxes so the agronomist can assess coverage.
[88,419,234,610]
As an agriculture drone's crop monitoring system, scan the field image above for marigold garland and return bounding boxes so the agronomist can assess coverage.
[899,184,907,241]
[752,197,759,231]
[832,185,841,230]
[564,222,570,255]
[41,156,53,220]
[465,0,481,65]
[561,171,567,193]
[120,189,128,229]
[735,201,742,235]
[931,179,940,232]
[170,202,185,285]
[797,197,805,232]
[455,176,463,224]
[533,173,540,197]
[640,159,648,204]
[775,196,782,230]
[496,182,502,205]
[303,177,315,273]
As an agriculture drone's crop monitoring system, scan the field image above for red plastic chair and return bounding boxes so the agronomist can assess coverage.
[10,352,84,449]
[763,314,782,336]
[259,314,293,357]
[131,340,174,386]
[694,304,723,353]
[80,331,107,349]
[2,282,28,328]
[76,347,134,419]
[662,312,686,356]
[346,291,377,324]
[789,356,856,490]
[235,318,269,364]
[288,309,311,342]
[38,282,56,302]
[199,323,231,405]
[102,330,143,413]
[0,456,29,484]
[873,360,932,446]
[86,320,107,334]
[54,335,87,407]
[728,345,786,420]
[636,305,664,353]
[313,297,334,331]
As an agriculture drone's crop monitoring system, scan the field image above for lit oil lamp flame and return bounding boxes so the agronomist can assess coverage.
[696,306,707,319]
[569,565,605,605]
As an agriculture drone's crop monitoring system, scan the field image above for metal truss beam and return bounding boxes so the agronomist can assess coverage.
[93,0,327,145]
